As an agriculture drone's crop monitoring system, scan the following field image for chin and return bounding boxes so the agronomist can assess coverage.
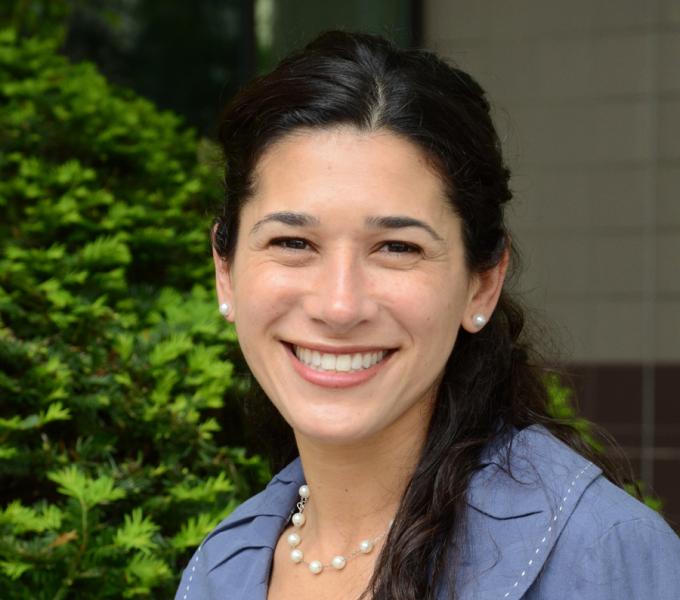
[291,415,380,447]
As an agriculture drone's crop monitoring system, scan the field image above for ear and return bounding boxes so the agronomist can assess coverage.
[461,246,510,333]
[212,224,235,322]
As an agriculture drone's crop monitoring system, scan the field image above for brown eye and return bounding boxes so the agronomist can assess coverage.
[382,241,420,254]
[270,237,310,251]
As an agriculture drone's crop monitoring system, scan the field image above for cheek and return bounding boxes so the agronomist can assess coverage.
[235,257,290,295]
[233,264,305,327]
[385,273,467,329]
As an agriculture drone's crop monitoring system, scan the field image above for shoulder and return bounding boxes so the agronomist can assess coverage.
[459,426,680,599]
[507,426,676,538]
[466,424,602,524]
[533,462,680,598]
[174,459,304,600]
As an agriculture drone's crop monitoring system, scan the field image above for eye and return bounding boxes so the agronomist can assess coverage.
[380,241,421,254]
[269,237,311,251]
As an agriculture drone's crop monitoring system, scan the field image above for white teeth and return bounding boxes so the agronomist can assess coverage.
[321,354,336,370]
[311,351,321,367]
[293,346,388,372]
[335,355,352,372]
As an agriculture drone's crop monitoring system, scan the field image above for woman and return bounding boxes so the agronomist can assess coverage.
[176,31,680,599]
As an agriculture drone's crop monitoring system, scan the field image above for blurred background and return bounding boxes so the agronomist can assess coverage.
[1,0,678,596]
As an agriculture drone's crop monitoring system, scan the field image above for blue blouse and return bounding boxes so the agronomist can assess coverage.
[175,426,680,599]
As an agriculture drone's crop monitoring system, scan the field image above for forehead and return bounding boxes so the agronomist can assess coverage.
[247,127,455,222]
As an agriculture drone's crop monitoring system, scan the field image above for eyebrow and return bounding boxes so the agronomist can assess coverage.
[249,211,444,242]
[365,215,444,241]
[250,211,320,235]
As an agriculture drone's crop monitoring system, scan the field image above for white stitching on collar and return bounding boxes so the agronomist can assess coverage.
[182,545,202,600]
[501,462,593,598]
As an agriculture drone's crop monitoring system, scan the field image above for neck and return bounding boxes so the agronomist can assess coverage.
[293,414,429,555]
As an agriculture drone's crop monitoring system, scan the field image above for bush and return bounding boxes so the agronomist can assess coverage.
[0,28,268,599]
[545,373,661,511]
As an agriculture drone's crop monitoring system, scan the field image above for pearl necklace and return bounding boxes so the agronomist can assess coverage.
[287,484,391,575]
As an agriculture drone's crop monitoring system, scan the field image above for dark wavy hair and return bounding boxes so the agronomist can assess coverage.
[213,30,630,600]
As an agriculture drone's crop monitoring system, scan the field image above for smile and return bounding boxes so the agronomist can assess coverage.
[292,345,389,373]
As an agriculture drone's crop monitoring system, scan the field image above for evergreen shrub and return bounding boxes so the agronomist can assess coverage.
[0,28,268,599]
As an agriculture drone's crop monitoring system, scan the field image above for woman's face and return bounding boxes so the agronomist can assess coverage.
[214,127,504,447]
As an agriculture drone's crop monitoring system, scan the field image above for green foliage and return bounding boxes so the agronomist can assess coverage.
[0,0,72,41]
[0,27,268,598]
[544,373,603,452]
[626,482,663,512]
[545,373,662,511]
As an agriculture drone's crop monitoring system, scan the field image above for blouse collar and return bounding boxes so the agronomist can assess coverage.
[198,425,601,599]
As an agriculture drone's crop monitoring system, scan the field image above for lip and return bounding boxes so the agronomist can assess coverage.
[282,342,395,389]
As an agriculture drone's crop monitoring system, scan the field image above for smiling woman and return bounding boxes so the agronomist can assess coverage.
[176,31,680,600]
[217,128,490,447]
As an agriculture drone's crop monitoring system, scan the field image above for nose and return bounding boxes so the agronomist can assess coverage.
[304,248,378,332]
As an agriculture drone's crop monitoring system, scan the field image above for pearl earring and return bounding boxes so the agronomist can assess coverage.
[218,302,231,317]
[472,313,487,328]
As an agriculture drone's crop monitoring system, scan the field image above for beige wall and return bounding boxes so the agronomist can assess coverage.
[424,1,680,363]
